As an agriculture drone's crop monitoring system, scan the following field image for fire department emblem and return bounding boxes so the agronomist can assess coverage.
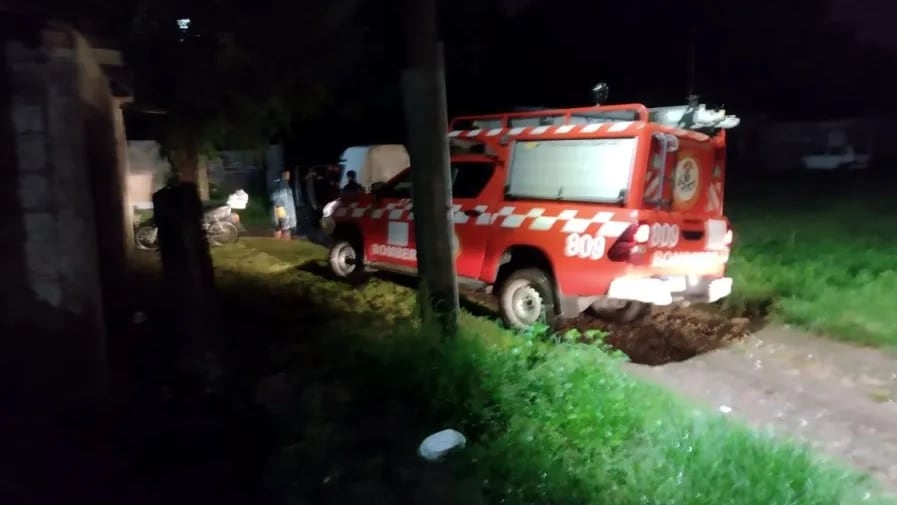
[673,157,700,205]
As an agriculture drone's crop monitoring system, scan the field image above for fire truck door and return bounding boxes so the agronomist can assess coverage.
[450,161,495,279]
[367,171,418,268]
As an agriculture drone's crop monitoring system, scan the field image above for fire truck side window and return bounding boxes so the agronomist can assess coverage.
[451,162,495,199]
[507,138,637,204]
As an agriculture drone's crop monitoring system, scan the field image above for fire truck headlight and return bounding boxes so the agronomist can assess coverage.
[321,216,336,235]
[322,200,339,219]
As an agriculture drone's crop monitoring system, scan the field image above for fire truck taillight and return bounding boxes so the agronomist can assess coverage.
[607,223,647,262]
[724,229,733,246]
[633,224,650,243]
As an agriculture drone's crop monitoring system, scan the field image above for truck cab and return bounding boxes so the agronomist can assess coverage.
[323,99,739,329]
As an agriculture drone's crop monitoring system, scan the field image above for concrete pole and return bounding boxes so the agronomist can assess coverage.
[113,97,135,264]
[401,0,459,336]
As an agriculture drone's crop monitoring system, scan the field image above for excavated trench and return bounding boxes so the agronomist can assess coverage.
[559,306,753,366]
[259,236,759,366]
[463,289,756,366]
[292,259,760,367]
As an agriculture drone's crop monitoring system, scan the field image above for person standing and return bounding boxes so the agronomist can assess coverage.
[340,170,364,198]
[270,168,297,240]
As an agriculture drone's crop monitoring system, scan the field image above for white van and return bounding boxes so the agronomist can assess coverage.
[321,145,409,232]
[337,144,409,189]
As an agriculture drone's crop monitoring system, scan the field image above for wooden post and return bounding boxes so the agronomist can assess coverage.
[152,182,222,385]
[401,0,459,336]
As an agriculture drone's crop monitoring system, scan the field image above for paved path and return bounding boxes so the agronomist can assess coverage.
[625,325,897,495]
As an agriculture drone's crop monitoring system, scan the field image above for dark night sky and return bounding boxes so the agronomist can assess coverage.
[310,0,897,161]
[21,0,895,162]
[833,0,897,47]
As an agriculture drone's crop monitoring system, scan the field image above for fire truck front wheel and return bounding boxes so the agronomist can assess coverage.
[498,268,559,330]
[328,239,365,282]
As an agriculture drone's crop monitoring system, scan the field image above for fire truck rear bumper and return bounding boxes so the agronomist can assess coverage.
[607,276,733,306]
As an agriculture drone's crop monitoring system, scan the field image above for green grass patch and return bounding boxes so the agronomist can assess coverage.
[212,238,893,505]
[724,197,897,347]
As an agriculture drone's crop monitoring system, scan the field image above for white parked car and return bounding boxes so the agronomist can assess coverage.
[800,145,871,171]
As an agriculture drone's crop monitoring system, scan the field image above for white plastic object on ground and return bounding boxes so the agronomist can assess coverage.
[418,429,466,462]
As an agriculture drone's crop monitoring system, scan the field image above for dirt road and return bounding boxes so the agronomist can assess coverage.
[624,325,897,495]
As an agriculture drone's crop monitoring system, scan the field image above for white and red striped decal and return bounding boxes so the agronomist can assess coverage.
[447,122,710,142]
[333,202,632,238]
[644,153,664,201]
[705,181,723,212]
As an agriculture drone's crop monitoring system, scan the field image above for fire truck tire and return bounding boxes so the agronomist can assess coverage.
[592,301,651,323]
[328,239,364,281]
[498,268,559,330]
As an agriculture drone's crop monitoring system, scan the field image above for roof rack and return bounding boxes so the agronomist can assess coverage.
[449,83,739,137]
[450,103,738,137]
[450,103,649,131]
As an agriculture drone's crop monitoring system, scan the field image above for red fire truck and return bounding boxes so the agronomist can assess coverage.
[322,92,739,329]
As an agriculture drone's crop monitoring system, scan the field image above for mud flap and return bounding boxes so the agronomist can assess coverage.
[557,293,600,318]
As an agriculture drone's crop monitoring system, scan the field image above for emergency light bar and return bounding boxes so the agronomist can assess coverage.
[649,104,740,130]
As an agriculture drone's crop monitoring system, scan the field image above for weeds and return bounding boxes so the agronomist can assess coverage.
[211,239,892,505]
[724,198,897,347]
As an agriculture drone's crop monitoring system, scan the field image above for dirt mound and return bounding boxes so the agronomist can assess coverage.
[560,307,750,366]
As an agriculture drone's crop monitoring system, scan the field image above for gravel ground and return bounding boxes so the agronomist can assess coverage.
[625,324,897,496]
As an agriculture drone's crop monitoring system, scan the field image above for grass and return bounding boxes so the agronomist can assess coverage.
[723,193,897,347]
[207,237,893,505]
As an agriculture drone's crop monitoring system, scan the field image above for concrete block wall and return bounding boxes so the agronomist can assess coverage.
[0,21,129,417]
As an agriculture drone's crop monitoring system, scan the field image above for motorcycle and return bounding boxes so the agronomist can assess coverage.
[135,189,249,251]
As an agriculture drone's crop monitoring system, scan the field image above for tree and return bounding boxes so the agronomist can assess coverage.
[124,0,367,194]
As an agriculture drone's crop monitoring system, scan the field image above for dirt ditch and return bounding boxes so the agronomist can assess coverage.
[288,252,758,368]
[464,289,753,366]
[562,307,751,366]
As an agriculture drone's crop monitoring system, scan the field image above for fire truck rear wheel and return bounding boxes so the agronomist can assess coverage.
[498,268,558,330]
[591,300,651,323]
[329,239,364,281]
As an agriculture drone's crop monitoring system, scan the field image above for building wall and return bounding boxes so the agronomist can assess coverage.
[127,139,170,208]
[209,148,267,195]
[125,143,276,206]
[0,19,129,416]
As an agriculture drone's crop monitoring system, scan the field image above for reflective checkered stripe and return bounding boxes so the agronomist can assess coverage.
[447,121,709,142]
[706,181,723,212]
[645,154,664,201]
[334,202,633,237]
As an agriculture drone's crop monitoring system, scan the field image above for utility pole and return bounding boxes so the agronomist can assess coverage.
[400,0,459,336]
[687,30,697,98]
